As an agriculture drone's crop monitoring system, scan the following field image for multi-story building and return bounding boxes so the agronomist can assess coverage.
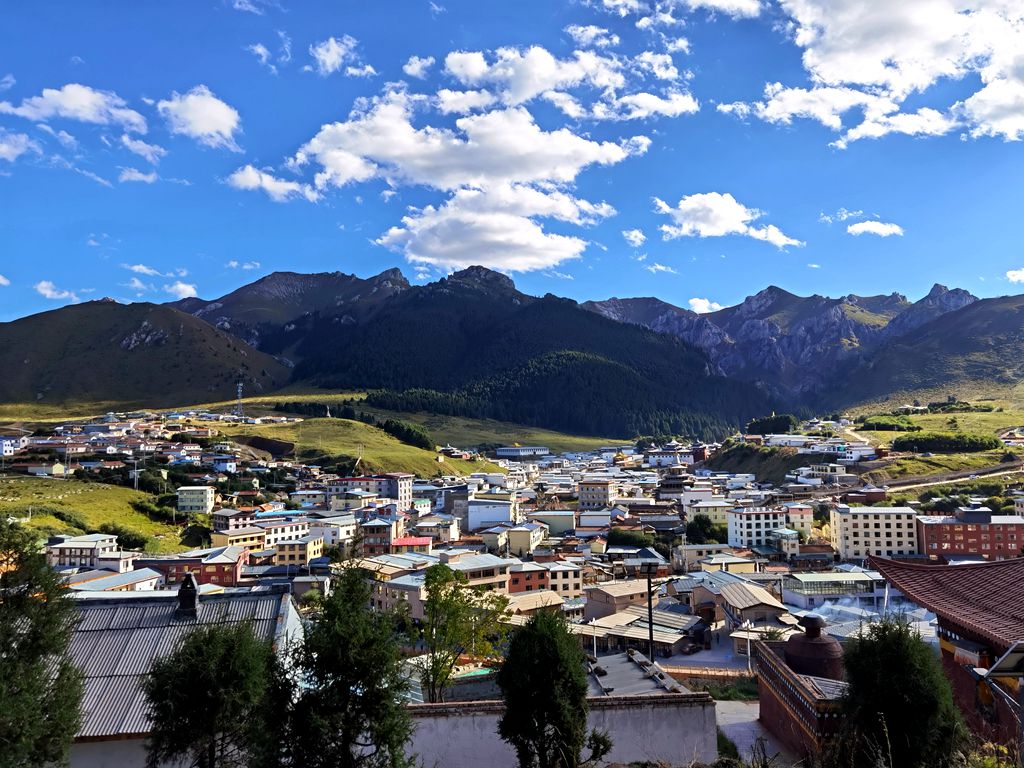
[177,485,216,515]
[508,562,550,593]
[916,509,1024,560]
[274,535,324,567]
[135,545,249,587]
[829,505,919,560]
[212,507,257,532]
[256,518,310,547]
[308,514,358,550]
[727,507,788,548]
[507,522,548,556]
[578,478,617,511]
[544,561,583,597]
[327,473,414,510]
[46,533,119,569]
[211,526,267,550]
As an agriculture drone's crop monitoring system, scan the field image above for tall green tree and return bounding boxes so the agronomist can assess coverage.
[142,621,279,768]
[836,615,966,768]
[0,520,84,768]
[418,563,509,703]
[285,566,413,768]
[497,611,611,768]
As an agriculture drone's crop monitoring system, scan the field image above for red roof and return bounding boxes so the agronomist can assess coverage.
[390,537,431,547]
[871,556,1024,652]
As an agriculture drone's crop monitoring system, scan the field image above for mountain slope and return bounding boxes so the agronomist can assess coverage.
[830,294,1024,405]
[172,268,409,355]
[291,267,774,438]
[0,300,288,406]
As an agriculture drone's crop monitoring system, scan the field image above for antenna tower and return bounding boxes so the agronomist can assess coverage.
[234,379,244,418]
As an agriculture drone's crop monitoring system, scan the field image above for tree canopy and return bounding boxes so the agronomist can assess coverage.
[497,611,611,768]
[745,413,799,435]
[417,563,509,703]
[142,620,279,768]
[836,615,966,768]
[0,520,84,768]
[284,566,413,768]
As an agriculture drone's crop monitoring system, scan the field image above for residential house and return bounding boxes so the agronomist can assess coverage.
[46,534,119,569]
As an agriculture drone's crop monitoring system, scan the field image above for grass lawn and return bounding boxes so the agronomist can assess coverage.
[217,417,506,477]
[0,476,188,553]
[859,450,1019,484]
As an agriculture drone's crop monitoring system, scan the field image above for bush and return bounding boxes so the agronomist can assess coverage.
[745,414,798,435]
[891,432,1002,453]
[860,415,922,432]
[97,522,149,551]
[51,509,89,531]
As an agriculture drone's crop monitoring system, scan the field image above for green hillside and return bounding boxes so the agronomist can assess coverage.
[217,417,504,477]
[0,477,188,553]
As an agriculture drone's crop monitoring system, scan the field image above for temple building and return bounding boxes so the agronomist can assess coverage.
[753,614,849,759]
[872,556,1024,746]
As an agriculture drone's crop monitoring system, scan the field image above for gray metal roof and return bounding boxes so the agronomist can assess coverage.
[70,589,299,740]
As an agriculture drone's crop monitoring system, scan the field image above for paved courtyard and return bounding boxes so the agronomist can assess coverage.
[715,700,801,767]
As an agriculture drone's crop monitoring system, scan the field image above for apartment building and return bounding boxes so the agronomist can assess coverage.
[46,533,119,569]
[727,507,788,548]
[327,473,414,510]
[829,505,919,560]
[177,485,216,515]
[274,535,324,567]
[917,510,1024,560]
[578,478,617,511]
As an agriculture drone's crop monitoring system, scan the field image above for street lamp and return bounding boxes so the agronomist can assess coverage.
[638,561,659,661]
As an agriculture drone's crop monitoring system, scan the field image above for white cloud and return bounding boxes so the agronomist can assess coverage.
[0,74,14,92]
[120,134,166,164]
[688,297,723,313]
[277,30,292,63]
[403,55,435,78]
[819,207,863,224]
[647,262,678,274]
[124,277,154,294]
[635,51,679,81]
[807,262,821,268]
[0,83,146,133]
[227,164,319,202]
[721,0,1024,145]
[74,168,112,188]
[34,280,79,302]
[675,0,761,18]
[589,0,642,16]
[622,228,647,247]
[0,274,9,286]
[157,85,241,151]
[247,43,277,75]
[242,261,261,270]
[231,0,269,13]
[290,90,646,192]
[444,46,625,105]
[163,281,197,299]
[1006,268,1024,283]
[565,25,621,48]
[118,167,158,184]
[308,35,363,76]
[0,129,41,161]
[543,91,586,118]
[847,220,904,237]
[124,264,162,276]
[436,88,498,114]
[36,124,77,148]
[346,64,378,78]
[227,259,262,270]
[594,90,699,120]
[654,191,803,248]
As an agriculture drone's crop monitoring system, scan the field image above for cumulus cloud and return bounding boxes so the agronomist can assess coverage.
[720,0,1024,145]
[675,0,761,18]
[118,167,158,183]
[227,164,319,202]
[0,74,14,91]
[565,25,620,48]
[654,192,803,248]
[635,51,679,81]
[847,220,904,237]
[0,83,146,133]
[0,274,10,286]
[436,88,497,114]
[157,85,241,151]
[622,228,647,247]
[120,134,166,164]
[688,297,723,313]
[0,129,41,161]
[34,280,79,302]
[646,262,678,274]
[594,90,699,120]
[163,281,198,299]
[247,42,277,74]
[308,35,373,77]
[1006,268,1024,283]
[124,264,162,276]
[124,276,154,294]
[818,207,863,224]
[403,55,435,78]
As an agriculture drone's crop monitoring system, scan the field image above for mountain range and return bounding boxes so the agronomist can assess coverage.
[1,265,1020,437]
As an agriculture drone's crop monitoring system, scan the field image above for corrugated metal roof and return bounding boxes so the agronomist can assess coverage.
[70,590,295,739]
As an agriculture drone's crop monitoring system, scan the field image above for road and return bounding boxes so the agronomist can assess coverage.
[884,465,1024,492]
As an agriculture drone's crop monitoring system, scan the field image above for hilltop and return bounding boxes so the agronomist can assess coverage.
[0,300,288,407]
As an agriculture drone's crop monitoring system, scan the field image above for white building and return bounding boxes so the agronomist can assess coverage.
[829,505,920,560]
[176,485,216,515]
[726,507,787,548]
[47,534,120,569]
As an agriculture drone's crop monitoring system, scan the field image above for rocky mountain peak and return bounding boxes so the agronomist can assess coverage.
[445,266,517,293]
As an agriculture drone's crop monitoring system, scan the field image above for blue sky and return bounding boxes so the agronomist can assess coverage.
[2,0,1024,321]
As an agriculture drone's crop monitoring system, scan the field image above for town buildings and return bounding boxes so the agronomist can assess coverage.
[829,505,920,560]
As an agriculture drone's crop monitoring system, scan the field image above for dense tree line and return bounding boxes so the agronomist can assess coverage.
[891,432,1002,453]
[858,415,922,431]
[274,401,434,450]
[744,413,799,435]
